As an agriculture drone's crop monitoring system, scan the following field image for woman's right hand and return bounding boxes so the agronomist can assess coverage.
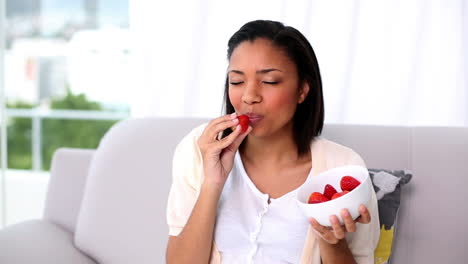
[197,113,252,190]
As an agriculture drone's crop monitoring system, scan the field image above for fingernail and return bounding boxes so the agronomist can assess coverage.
[341,209,349,217]
[232,118,239,123]
[230,112,237,119]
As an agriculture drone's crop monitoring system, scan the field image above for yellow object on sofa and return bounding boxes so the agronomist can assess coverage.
[374,226,395,264]
[368,169,412,264]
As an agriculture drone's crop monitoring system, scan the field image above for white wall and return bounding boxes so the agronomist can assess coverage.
[128,0,468,127]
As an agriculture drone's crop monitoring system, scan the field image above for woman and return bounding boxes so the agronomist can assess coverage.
[166,20,380,264]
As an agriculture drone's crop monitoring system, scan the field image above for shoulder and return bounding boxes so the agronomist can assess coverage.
[180,122,208,142]
[174,122,208,156]
[172,123,208,188]
[312,137,366,168]
[314,137,355,154]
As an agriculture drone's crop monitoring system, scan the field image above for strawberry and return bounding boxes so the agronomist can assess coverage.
[323,184,338,200]
[340,176,361,191]
[331,191,349,200]
[237,115,249,133]
[308,192,330,204]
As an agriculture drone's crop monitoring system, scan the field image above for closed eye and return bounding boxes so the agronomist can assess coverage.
[230,81,244,85]
[263,81,278,85]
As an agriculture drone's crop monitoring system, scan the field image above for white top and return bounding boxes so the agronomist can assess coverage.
[214,151,311,263]
[166,123,380,264]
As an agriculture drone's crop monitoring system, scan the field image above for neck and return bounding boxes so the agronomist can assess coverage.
[241,124,307,166]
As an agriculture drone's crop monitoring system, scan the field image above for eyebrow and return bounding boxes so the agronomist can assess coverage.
[228,68,283,75]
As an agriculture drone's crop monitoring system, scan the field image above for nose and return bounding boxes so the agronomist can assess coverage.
[242,83,262,105]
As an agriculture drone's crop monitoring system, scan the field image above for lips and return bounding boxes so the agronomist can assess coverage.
[245,112,264,126]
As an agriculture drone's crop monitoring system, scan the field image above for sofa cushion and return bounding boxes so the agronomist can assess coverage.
[45,148,95,233]
[74,118,207,264]
[0,219,96,264]
[369,169,412,264]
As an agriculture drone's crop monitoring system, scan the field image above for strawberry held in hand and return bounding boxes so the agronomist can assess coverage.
[308,192,330,204]
[340,176,361,192]
[237,114,249,133]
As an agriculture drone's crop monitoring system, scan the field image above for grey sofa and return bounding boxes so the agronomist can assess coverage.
[0,117,467,263]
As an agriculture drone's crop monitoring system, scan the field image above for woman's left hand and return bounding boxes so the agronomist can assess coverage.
[309,204,371,244]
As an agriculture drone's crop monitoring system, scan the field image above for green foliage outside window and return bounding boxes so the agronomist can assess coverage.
[6,101,35,170]
[7,90,124,171]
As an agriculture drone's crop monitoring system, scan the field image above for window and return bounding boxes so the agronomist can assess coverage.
[0,0,130,228]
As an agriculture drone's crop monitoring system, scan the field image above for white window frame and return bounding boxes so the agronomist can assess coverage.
[1,0,8,228]
[0,0,129,228]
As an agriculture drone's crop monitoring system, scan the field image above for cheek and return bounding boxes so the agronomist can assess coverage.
[267,90,298,111]
[228,88,242,109]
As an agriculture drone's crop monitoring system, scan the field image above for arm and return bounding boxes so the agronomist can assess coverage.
[166,114,251,263]
[166,183,222,264]
[318,238,356,264]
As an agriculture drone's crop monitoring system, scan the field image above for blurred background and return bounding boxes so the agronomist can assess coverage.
[0,0,466,228]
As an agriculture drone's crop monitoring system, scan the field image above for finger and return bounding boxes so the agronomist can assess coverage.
[206,112,237,130]
[216,125,252,156]
[216,124,243,149]
[201,113,237,143]
[341,209,356,233]
[356,204,371,224]
[330,215,346,240]
[206,116,239,141]
[310,219,339,244]
[309,218,329,235]
[213,118,239,140]
[229,125,252,149]
[212,112,238,124]
[206,112,237,129]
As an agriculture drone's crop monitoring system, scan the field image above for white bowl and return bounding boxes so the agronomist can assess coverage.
[296,165,372,226]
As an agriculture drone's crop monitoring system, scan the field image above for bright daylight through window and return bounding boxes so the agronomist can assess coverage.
[0,0,129,228]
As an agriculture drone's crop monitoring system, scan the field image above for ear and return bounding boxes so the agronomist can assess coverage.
[298,81,310,104]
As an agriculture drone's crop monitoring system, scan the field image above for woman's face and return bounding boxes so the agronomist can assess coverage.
[228,38,309,138]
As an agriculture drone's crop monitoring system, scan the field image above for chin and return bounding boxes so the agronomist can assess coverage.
[248,125,270,137]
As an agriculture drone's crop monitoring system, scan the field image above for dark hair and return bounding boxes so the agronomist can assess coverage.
[223,20,324,156]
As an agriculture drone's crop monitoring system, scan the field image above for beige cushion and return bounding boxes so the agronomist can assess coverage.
[45,148,95,233]
[0,220,96,264]
[74,118,206,264]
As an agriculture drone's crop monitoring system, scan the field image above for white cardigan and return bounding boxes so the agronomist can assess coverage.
[166,123,380,264]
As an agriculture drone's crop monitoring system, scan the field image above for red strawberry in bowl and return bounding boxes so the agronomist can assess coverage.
[340,176,361,192]
[237,115,249,133]
[308,192,330,204]
[331,191,349,200]
[297,165,371,226]
[323,184,338,200]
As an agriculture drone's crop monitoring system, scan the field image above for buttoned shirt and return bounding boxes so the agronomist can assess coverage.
[166,123,380,263]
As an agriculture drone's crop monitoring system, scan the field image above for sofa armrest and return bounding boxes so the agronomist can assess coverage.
[0,219,97,264]
[45,148,95,233]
